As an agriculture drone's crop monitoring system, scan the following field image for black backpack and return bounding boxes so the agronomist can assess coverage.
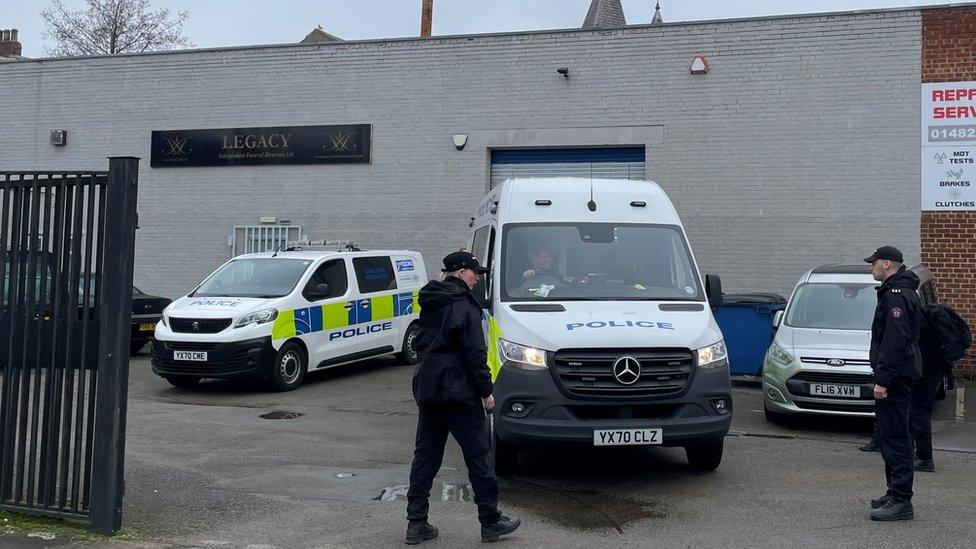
[920,303,972,364]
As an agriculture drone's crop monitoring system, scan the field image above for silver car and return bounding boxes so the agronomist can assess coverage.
[762,264,939,421]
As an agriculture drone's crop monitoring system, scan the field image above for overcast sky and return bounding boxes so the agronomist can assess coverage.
[1,0,958,58]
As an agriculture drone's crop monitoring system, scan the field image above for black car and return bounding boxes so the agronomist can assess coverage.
[130,286,171,355]
[77,276,171,355]
[5,251,170,356]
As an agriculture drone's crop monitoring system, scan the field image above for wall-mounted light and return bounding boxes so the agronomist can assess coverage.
[556,67,570,79]
[50,129,67,146]
[452,134,468,151]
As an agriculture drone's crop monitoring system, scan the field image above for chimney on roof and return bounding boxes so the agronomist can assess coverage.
[421,0,433,37]
[651,2,664,24]
[582,0,627,29]
[0,29,22,58]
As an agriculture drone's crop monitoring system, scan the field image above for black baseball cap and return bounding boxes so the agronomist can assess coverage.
[863,245,904,263]
[442,250,489,273]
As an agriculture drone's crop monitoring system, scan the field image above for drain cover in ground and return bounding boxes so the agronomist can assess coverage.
[260,411,304,420]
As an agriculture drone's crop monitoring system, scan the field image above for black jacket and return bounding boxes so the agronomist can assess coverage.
[869,266,923,387]
[411,277,493,405]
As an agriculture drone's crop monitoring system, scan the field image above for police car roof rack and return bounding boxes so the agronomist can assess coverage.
[282,240,361,252]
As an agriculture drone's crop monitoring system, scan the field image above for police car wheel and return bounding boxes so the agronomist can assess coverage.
[685,439,723,471]
[396,323,420,365]
[269,342,307,392]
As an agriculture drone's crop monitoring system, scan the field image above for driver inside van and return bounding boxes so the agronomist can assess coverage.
[517,246,575,297]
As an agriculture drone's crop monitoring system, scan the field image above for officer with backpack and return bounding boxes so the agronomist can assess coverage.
[859,277,972,471]
[911,300,973,472]
[864,246,922,522]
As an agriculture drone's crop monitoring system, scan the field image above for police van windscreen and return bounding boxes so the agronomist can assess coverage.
[193,258,313,298]
[784,283,876,331]
[501,223,703,301]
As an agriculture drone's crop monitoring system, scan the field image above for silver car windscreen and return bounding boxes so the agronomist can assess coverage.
[785,283,877,330]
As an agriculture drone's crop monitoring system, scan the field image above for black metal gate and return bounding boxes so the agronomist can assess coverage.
[0,157,139,534]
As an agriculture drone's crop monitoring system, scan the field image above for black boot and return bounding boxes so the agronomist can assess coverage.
[870,494,892,510]
[481,515,521,543]
[859,440,880,452]
[914,458,935,473]
[405,522,438,545]
[869,498,914,522]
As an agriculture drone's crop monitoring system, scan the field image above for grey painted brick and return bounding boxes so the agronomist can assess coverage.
[0,10,922,298]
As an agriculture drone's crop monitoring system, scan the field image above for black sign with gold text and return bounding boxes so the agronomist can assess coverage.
[150,124,371,167]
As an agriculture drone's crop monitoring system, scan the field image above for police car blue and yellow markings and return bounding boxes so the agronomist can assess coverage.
[271,291,419,341]
[566,320,675,331]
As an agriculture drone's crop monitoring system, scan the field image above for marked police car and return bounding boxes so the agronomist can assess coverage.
[469,178,732,473]
[151,242,426,391]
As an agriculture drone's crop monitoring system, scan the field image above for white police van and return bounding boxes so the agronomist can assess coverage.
[469,178,732,473]
[151,242,426,391]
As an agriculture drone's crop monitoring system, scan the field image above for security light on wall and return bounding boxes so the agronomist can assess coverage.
[50,129,67,146]
[452,134,468,151]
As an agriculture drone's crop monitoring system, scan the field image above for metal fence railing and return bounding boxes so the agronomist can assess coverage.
[0,157,139,534]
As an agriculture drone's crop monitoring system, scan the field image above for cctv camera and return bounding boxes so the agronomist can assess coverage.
[556,67,570,78]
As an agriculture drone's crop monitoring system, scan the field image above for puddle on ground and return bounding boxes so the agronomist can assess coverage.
[259,411,304,420]
[501,479,666,532]
[374,482,473,502]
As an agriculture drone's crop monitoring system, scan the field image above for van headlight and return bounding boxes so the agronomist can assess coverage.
[499,339,548,370]
[159,307,170,327]
[696,340,728,368]
[235,308,279,328]
[767,342,794,366]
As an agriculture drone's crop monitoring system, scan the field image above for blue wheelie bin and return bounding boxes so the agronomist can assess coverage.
[713,293,787,376]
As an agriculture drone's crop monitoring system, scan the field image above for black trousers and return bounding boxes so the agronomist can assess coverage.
[407,402,500,526]
[909,368,943,461]
[876,377,915,501]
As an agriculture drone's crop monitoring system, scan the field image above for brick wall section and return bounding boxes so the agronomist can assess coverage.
[921,7,976,374]
[0,10,923,300]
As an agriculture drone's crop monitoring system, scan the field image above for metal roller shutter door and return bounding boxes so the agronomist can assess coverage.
[489,147,646,188]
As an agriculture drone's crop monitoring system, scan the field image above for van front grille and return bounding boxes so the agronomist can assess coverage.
[551,348,694,398]
[169,318,232,334]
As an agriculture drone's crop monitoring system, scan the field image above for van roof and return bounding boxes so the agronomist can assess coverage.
[234,250,420,261]
[488,178,681,225]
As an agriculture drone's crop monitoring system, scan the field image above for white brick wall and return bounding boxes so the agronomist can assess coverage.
[0,10,922,298]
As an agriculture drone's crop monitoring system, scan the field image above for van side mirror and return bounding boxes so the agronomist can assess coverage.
[307,283,330,300]
[705,274,723,309]
[772,310,784,330]
[472,275,491,310]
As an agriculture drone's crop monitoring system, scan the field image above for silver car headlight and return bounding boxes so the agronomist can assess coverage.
[696,340,728,368]
[499,339,548,371]
[767,341,794,366]
[235,308,279,328]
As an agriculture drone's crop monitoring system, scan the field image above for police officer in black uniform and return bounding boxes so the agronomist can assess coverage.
[404,251,521,544]
[864,246,922,521]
